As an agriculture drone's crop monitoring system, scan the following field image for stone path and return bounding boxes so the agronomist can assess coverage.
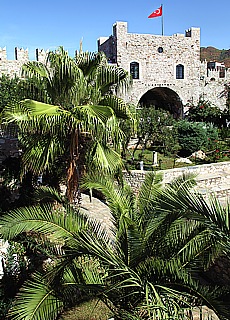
[80,193,113,234]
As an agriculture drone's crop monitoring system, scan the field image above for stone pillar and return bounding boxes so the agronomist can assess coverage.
[140,160,144,170]
[153,151,158,166]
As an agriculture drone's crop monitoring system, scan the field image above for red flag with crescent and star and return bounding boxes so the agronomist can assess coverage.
[148,6,162,18]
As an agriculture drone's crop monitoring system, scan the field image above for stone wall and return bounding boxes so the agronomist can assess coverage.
[0,25,229,111]
[123,161,230,204]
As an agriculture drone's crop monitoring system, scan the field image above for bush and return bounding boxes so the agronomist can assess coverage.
[0,241,27,319]
[187,100,226,127]
[176,120,219,156]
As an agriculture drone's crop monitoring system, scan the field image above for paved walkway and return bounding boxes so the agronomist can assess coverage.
[80,193,113,234]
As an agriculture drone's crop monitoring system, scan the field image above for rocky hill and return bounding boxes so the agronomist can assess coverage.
[201,47,230,68]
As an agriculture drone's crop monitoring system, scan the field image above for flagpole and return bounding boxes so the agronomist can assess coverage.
[161,4,164,36]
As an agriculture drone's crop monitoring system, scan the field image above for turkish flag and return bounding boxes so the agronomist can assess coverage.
[148,6,162,18]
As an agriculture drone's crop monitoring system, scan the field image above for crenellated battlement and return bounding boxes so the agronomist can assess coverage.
[200,60,230,81]
[0,47,7,61]
[15,47,29,61]
[36,48,49,63]
[0,47,49,77]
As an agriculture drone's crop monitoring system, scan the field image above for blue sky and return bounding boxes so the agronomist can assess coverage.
[0,0,229,60]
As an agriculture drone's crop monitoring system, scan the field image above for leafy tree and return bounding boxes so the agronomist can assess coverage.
[2,47,131,203]
[0,75,38,212]
[0,174,230,319]
[0,155,36,214]
[119,104,136,160]
[225,84,230,111]
[132,107,179,159]
[187,100,225,127]
[0,75,26,113]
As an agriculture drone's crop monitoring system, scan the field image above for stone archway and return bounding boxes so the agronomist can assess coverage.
[139,87,183,119]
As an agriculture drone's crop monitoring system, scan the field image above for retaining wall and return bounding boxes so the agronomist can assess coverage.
[123,161,230,203]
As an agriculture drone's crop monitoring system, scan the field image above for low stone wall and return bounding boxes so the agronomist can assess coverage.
[123,161,230,203]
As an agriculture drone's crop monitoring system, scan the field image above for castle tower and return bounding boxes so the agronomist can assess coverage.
[98,21,202,116]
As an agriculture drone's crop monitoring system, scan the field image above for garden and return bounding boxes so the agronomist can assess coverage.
[122,101,230,171]
[0,47,230,320]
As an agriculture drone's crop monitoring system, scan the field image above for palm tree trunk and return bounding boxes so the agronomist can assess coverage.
[66,127,80,203]
[132,136,142,164]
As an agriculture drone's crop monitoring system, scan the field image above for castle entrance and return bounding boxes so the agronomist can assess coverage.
[139,87,183,119]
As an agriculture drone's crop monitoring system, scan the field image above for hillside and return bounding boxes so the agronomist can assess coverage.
[201,47,230,68]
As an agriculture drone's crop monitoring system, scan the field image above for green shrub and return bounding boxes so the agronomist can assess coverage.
[176,120,219,156]
[0,75,26,113]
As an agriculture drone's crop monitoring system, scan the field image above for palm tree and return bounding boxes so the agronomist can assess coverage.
[2,47,131,203]
[0,173,230,319]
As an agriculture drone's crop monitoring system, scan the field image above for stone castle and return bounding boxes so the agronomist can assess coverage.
[0,22,229,117]
[98,21,230,117]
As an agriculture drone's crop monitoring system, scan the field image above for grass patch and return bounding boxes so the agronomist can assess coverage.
[60,299,113,320]
[125,149,194,171]
[124,148,230,171]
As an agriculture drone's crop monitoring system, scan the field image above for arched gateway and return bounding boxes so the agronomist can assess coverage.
[139,87,183,119]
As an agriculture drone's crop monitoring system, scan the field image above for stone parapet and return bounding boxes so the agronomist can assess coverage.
[123,161,230,204]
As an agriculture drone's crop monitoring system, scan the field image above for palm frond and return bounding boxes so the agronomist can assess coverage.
[137,171,163,219]
[78,104,114,127]
[34,186,67,204]
[81,173,134,222]
[9,273,63,320]
[0,203,88,244]
[20,135,63,174]
[156,178,230,252]
[89,142,123,172]
[22,99,61,116]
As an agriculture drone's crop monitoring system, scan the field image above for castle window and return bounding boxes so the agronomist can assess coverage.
[176,64,184,79]
[130,62,139,79]
[207,62,215,70]
[219,69,225,78]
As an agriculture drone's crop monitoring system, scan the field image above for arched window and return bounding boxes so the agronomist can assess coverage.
[176,64,184,79]
[130,62,139,79]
